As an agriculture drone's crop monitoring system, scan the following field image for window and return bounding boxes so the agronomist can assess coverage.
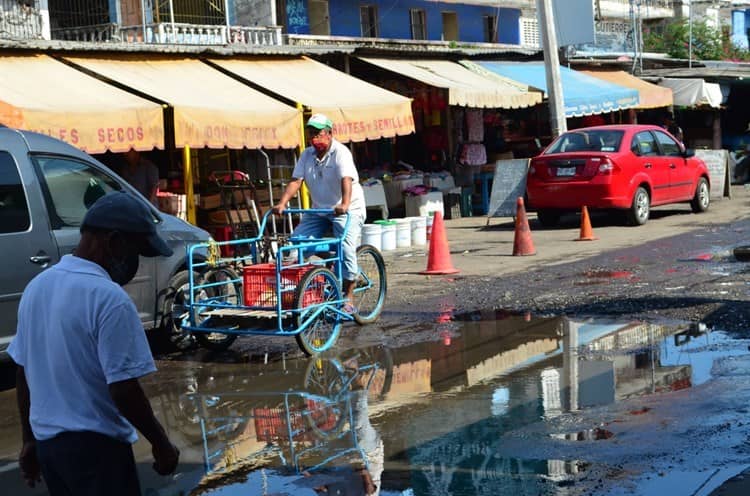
[0,151,30,234]
[545,130,624,154]
[32,155,123,228]
[360,5,379,37]
[410,9,427,40]
[483,15,497,43]
[631,131,658,157]
[653,130,682,157]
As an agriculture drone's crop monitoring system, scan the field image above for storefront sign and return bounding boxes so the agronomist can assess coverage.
[487,159,530,218]
[694,149,730,199]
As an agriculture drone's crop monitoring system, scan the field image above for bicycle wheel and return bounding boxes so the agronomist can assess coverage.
[352,245,387,325]
[294,267,343,355]
[303,358,347,438]
[194,266,242,351]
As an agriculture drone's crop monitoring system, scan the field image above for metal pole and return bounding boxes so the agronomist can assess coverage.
[168,0,176,43]
[688,0,693,68]
[140,0,147,42]
[536,0,567,138]
[224,0,231,43]
[183,145,196,225]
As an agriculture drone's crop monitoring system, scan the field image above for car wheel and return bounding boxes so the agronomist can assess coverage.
[536,209,561,228]
[627,187,650,226]
[159,270,197,351]
[690,178,710,213]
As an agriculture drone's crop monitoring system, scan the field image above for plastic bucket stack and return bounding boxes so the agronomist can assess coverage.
[375,220,397,251]
[426,213,435,242]
[395,218,412,248]
[410,216,427,246]
[361,224,382,251]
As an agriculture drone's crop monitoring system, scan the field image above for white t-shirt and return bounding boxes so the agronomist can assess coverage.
[8,255,156,443]
[293,139,366,214]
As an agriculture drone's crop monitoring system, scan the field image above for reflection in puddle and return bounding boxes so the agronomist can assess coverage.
[143,314,745,495]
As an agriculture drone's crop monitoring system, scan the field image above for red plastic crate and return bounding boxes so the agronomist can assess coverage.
[243,263,321,308]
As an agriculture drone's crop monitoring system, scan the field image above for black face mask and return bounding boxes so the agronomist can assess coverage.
[108,246,140,286]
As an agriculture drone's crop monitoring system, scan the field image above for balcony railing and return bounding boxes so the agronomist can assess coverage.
[0,0,44,39]
[51,22,282,45]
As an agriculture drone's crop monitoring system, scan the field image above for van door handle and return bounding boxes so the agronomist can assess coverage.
[670,163,676,169]
[30,255,51,265]
[644,163,652,168]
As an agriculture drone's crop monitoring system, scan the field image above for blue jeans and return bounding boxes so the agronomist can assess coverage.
[291,211,364,281]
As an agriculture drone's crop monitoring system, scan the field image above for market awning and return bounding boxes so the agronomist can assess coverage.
[472,61,640,117]
[0,54,163,153]
[579,70,673,109]
[656,78,723,108]
[63,55,301,149]
[207,56,414,143]
[358,57,542,109]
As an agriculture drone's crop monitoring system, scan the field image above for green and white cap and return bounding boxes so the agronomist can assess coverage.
[306,113,333,130]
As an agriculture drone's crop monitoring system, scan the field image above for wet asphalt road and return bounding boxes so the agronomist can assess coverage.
[3,197,750,495]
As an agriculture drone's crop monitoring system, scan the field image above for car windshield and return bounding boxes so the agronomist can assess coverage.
[545,130,625,154]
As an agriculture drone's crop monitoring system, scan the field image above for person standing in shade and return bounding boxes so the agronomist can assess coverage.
[121,149,160,206]
[272,114,366,313]
[9,192,180,495]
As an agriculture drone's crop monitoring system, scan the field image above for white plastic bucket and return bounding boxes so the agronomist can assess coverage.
[361,224,382,251]
[426,214,435,242]
[410,216,427,246]
[395,218,412,248]
[380,222,397,251]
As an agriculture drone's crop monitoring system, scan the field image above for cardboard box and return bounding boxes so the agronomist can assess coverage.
[199,194,222,210]
[208,209,254,225]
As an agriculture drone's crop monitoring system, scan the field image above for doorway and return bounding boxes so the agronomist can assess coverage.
[308,0,330,36]
[442,11,458,41]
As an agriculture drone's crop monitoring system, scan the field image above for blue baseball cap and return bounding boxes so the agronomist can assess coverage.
[82,191,173,257]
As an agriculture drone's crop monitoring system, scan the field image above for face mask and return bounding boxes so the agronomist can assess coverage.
[311,133,330,154]
[109,252,139,286]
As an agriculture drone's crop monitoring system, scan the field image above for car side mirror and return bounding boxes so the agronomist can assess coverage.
[683,148,696,158]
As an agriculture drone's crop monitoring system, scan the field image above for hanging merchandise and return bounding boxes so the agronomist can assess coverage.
[466,109,484,143]
[459,143,487,166]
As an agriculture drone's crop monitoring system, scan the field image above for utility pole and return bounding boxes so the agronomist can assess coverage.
[688,0,693,68]
[537,0,567,138]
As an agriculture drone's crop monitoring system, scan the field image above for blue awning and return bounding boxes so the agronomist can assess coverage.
[471,61,640,117]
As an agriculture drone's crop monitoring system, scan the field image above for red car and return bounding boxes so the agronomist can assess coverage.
[526,125,710,227]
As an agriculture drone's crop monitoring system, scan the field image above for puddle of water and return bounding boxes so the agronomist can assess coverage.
[135,314,748,495]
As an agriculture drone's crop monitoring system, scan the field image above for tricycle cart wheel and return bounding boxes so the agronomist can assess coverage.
[304,358,347,438]
[352,245,387,325]
[194,266,242,351]
[294,267,343,355]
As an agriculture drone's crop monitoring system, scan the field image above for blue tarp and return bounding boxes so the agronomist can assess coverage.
[475,61,640,117]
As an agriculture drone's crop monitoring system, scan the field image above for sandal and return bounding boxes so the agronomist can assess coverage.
[342,302,357,315]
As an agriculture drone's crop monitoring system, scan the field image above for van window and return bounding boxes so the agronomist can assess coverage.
[32,155,122,228]
[0,151,31,233]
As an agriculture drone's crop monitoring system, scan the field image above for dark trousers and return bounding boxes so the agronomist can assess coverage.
[36,431,141,496]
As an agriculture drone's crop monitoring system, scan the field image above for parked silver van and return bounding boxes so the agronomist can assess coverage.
[0,128,210,359]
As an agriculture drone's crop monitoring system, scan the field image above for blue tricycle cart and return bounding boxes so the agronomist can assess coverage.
[181,209,387,355]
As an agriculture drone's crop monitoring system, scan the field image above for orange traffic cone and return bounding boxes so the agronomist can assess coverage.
[576,205,597,241]
[420,211,459,275]
[512,197,536,256]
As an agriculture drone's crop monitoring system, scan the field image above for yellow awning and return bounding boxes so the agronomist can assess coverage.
[0,54,163,153]
[359,57,543,109]
[579,70,673,109]
[207,56,415,143]
[64,55,301,150]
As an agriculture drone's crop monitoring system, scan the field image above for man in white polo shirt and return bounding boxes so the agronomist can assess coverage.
[9,192,179,495]
[273,113,366,311]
